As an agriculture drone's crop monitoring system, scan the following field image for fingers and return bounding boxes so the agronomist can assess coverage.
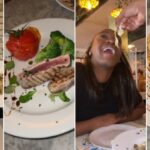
[116,5,138,29]
[116,0,144,32]
[116,12,144,32]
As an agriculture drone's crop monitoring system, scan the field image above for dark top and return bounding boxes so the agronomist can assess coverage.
[76,62,141,122]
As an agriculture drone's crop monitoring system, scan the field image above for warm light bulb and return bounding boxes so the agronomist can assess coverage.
[111,8,122,18]
[79,0,99,10]
[87,2,92,10]
[128,44,135,49]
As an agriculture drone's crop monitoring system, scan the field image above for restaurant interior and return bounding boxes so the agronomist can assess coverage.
[76,0,146,96]
[76,0,146,149]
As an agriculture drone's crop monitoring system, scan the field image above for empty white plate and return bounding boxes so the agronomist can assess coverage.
[89,124,136,149]
[111,128,145,150]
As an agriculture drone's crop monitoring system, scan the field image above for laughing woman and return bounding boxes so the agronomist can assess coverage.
[76,29,145,136]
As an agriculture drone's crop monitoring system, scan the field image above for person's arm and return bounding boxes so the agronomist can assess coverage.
[76,113,119,136]
[116,0,145,31]
[118,101,145,123]
[76,101,145,136]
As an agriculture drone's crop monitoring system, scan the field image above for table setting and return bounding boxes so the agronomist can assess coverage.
[4,0,74,150]
[76,117,145,150]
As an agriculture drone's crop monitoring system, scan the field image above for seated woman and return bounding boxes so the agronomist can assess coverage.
[76,29,145,136]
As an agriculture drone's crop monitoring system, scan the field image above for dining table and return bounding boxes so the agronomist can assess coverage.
[76,116,145,150]
[4,0,74,150]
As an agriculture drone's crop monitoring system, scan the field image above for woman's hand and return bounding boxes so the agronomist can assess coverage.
[116,0,145,31]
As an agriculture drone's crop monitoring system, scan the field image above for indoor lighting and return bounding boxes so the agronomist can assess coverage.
[128,44,135,49]
[110,8,122,18]
[79,0,99,10]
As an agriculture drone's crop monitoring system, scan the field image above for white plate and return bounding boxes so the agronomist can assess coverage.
[4,18,75,138]
[111,128,146,150]
[89,124,137,149]
[56,0,74,12]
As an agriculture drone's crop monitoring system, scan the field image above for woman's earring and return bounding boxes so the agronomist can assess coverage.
[89,51,92,56]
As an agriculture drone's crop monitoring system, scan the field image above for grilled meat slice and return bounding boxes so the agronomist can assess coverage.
[48,69,74,93]
[17,54,71,89]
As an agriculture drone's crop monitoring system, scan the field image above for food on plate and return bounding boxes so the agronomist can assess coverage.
[5,28,74,104]
[134,142,145,150]
[19,89,37,103]
[5,75,19,94]
[48,66,74,93]
[17,54,73,89]
[6,26,41,61]
[5,60,15,70]
[35,31,74,62]
[35,40,61,63]
[50,91,70,102]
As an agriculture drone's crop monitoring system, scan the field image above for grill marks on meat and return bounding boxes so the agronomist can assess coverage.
[17,54,73,89]
[48,67,74,93]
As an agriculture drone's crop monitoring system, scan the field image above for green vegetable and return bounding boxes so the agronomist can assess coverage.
[49,93,56,101]
[51,31,74,59]
[50,31,65,47]
[35,30,74,63]
[35,41,61,63]
[9,75,19,85]
[62,38,74,59]
[19,89,37,103]
[5,75,19,94]
[5,85,16,94]
[49,91,70,102]
[5,60,15,70]
[6,24,28,38]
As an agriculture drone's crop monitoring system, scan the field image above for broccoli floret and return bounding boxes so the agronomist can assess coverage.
[35,42,61,63]
[50,31,65,47]
[62,38,74,59]
[50,31,74,59]
[46,42,61,57]
[35,30,74,63]
[35,47,48,63]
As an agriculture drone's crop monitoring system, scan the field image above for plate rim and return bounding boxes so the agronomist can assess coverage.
[56,0,74,12]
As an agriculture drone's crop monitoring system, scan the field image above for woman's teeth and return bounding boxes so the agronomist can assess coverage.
[103,48,115,54]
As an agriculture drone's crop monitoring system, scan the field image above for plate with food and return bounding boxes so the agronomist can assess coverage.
[111,128,146,150]
[56,0,74,12]
[89,124,137,149]
[4,18,75,138]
